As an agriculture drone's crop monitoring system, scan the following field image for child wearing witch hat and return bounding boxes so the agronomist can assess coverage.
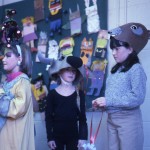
[45,56,88,150]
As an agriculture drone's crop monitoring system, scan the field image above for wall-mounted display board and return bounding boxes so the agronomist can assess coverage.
[0,0,108,110]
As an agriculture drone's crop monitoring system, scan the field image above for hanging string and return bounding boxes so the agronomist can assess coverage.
[90,111,103,144]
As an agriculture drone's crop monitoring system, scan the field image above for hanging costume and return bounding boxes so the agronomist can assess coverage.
[80,37,93,65]
[48,0,62,37]
[35,31,48,62]
[46,39,59,70]
[22,16,38,51]
[94,30,108,58]
[59,37,74,56]
[86,59,107,96]
[69,4,82,36]
[84,0,100,34]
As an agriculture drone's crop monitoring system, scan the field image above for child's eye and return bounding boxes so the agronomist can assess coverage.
[5,52,12,57]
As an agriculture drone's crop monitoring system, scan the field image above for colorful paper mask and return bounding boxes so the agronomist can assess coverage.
[69,4,82,36]
[94,30,108,58]
[84,0,100,34]
[86,59,107,96]
[46,40,59,70]
[36,31,48,62]
[80,38,93,65]
[59,37,74,56]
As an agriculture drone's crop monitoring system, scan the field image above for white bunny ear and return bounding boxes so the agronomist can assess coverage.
[92,0,97,5]
[77,4,80,11]
[84,0,90,8]
[69,8,72,14]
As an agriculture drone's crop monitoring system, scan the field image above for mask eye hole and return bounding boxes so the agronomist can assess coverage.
[80,52,85,57]
[130,25,137,30]
[86,53,89,58]
[5,52,12,57]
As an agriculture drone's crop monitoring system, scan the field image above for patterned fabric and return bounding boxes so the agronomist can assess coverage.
[0,73,35,150]
[105,64,147,113]
[31,84,47,101]
[0,73,29,131]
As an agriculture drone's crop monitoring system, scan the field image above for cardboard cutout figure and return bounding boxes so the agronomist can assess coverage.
[35,31,48,62]
[86,59,107,96]
[80,38,93,65]
[69,4,82,36]
[22,16,38,51]
[31,73,48,112]
[34,0,45,22]
[47,0,62,37]
[94,30,108,58]
[84,0,100,34]
[46,40,59,70]
[59,37,74,56]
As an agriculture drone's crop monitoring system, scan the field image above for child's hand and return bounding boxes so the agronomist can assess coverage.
[92,97,106,108]
[48,140,56,149]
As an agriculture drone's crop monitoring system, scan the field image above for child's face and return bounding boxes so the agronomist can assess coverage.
[2,50,20,73]
[60,67,76,84]
[34,81,42,89]
[111,46,133,63]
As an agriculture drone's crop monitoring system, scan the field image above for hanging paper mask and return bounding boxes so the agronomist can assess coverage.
[84,0,100,34]
[80,38,93,65]
[35,31,48,62]
[21,16,38,51]
[59,37,74,56]
[47,0,62,37]
[94,30,108,58]
[86,59,107,96]
[46,40,59,70]
[69,4,82,36]
[34,0,45,22]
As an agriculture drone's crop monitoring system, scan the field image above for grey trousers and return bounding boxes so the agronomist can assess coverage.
[107,108,144,150]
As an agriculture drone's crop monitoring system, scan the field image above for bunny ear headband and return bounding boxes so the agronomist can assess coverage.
[0,9,22,57]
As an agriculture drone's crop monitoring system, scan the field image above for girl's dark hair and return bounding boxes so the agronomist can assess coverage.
[31,74,44,84]
[110,37,140,73]
[3,44,32,77]
[110,36,130,49]
[20,44,32,77]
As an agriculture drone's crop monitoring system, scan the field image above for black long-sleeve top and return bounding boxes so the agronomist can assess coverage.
[45,89,88,142]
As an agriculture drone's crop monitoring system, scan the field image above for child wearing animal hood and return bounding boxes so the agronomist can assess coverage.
[92,22,149,150]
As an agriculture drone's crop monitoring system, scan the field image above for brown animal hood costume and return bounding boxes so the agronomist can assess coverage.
[109,22,149,53]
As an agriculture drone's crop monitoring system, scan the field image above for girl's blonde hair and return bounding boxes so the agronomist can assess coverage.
[21,16,34,24]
